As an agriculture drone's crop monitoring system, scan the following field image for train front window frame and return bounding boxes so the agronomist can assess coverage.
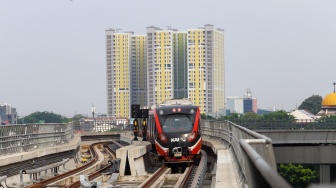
[159,114,193,133]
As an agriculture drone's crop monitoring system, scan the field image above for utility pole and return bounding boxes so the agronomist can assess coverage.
[92,104,95,126]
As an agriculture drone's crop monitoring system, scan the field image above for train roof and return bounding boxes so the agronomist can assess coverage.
[160,98,193,106]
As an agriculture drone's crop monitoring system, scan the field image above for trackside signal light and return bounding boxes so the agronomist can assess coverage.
[131,104,140,118]
[188,131,196,142]
[159,133,168,143]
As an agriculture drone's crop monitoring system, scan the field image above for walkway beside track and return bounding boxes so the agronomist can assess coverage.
[203,136,239,188]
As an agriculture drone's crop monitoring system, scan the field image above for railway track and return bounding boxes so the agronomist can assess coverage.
[137,150,208,188]
[27,141,117,188]
[66,144,116,188]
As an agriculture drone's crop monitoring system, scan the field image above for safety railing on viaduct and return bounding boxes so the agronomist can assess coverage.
[201,120,291,188]
[0,123,73,156]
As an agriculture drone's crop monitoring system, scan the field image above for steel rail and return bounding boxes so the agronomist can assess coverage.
[138,166,169,188]
[27,141,112,188]
[179,164,195,188]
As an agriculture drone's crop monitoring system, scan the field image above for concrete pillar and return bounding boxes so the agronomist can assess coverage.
[320,165,330,184]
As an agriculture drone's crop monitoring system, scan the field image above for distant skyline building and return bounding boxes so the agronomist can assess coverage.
[106,25,225,117]
[0,103,17,125]
[226,89,257,114]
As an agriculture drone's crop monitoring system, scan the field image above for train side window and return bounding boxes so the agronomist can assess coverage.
[149,116,153,138]
[198,118,202,134]
[154,116,157,137]
[151,116,155,138]
[198,118,201,130]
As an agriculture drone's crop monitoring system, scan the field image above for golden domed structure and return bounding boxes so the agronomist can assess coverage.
[317,82,336,116]
[321,93,336,107]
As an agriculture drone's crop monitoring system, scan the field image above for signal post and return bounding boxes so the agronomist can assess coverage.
[131,104,140,141]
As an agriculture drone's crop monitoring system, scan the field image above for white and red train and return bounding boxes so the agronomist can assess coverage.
[146,99,202,163]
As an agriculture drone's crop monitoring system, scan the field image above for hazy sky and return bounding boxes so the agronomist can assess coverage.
[1,0,336,117]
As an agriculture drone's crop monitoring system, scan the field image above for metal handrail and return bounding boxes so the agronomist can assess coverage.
[240,139,291,188]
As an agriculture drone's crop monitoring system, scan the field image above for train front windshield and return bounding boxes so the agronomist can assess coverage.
[159,114,194,133]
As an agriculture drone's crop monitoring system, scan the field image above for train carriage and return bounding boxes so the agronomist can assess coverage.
[147,99,202,163]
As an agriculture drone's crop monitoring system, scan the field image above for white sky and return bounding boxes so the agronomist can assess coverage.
[1,0,336,117]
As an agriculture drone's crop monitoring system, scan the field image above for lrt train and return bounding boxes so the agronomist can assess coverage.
[146,99,202,163]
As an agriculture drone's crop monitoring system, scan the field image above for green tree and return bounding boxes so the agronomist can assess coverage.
[317,115,336,122]
[71,114,87,121]
[24,111,70,123]
[201,113,216,120]
[218,113,241,122]
[262,110,295,122]
[278,164,319,188]
[241,112,261,121]
[298,95,322,115]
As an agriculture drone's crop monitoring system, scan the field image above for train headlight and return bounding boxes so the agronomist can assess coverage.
[190,109,195,114]
[159,110,164,115]
[159,133,168,143]
[188,131,196,142]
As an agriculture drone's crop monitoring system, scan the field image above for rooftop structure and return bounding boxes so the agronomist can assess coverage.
[290,109,316,122]
[317,82,336,116]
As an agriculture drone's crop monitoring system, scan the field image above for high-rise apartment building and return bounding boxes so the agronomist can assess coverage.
[187,25,225,114]
[173,31,188,99]
[131,35,147,107]
[146,26,175,106]
[106,25,224,117]
[106,29,146,117]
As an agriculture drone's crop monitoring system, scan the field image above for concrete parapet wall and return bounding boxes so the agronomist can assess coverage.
[258,130,336,144]
[0,123,74,156]
[116,141,151,176]
[120,133,134,144]
[116,143,142,176]
[274,145,336,164]
[128,142,151,176]
[0,134,80,167]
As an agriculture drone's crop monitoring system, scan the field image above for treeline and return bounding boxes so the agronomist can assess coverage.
[202,110,296,122]
[202,110,336,123]
[17,111,87,124]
